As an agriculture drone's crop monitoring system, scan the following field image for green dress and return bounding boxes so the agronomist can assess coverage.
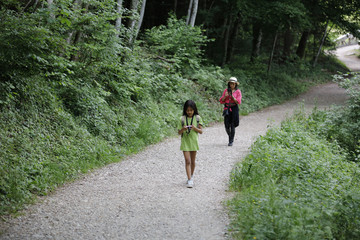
[178,115,203,151]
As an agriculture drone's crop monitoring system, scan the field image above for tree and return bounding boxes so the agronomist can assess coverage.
[115,0,123,37]
[248,0,309,65]
[136,0,147,38]
[128,0,139,43]
[297,0,360,63]
[186,0,198,27]
[128,0,147,44]
[251,23,262,62]
[65,0,82,46]
[226,12,241,64]
[313,20,329,67]
[221,16,231,66]
[296,31,309,59]
[267,31,278,74]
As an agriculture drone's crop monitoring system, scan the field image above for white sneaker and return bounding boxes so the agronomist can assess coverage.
[187,179,194,188]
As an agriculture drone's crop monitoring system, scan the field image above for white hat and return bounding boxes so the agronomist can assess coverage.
[228,77,239,85]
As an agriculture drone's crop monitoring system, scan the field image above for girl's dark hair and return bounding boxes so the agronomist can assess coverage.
[182,100,199,116]
[227,82,238,90]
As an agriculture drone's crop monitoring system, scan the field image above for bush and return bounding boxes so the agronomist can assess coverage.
[317,73,360,162]
[0,106,119,214]
[228,109,360,239]
[143,14,210,73]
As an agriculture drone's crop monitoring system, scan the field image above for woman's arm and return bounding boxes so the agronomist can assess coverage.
[232,89,242,105]
[219,89,228,104]
[230,95,238,104]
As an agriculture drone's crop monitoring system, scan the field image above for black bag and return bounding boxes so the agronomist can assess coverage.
[222,108,229,116]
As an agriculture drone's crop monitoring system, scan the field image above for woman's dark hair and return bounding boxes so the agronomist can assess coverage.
[227,82,238,90]
[182,100,199,116]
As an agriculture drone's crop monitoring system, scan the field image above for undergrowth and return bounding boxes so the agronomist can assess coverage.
[228,73,360,239]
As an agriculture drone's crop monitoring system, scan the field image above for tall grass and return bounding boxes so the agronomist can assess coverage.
[228,107,360,239]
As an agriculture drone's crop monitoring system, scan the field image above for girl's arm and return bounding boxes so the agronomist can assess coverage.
[178,125,188,135]
[191,124,203,134]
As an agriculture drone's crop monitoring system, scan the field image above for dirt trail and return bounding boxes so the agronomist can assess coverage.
[333,44,360,72]
[0,46,357,240]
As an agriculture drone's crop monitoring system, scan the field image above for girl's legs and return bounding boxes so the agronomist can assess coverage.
[183,151,197,180]
[190,151,197,177]
[183,151,192,180]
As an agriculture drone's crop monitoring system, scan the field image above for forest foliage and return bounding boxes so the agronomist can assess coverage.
[0,0,358,221]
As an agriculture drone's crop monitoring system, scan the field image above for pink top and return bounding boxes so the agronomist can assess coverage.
[219,89,242,105]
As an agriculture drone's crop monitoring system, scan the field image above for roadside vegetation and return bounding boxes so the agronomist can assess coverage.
[228,73,360,239]
[0,0,358,229]
[0,10,347,216]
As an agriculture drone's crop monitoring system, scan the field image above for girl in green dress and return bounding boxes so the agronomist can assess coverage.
[178,100,203,188]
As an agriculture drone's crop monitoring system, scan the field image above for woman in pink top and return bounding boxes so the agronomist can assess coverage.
[219,77,242,146]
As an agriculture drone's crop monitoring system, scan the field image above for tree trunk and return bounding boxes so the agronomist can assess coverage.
[70,2,89,61]
[66,0,82,45]
[128,0,139,44]
[282,27,294,61]
[189,0,198,27]
[134,0,146,39]
[186,0,198,27]
[251,24,262,62]
[23,0,38,12]
[313,20,329,67]
[222,18,232,66]
[296,31,309,59]
[221,16,228,40]
[34,0,39,9]
[186,0,193,25]
[128,0,139,29]
[226,13,241,64]
[47,0,55,19]
[115,0,123,37]
[174,0,177,14]
[267,32,278,74]
[71,32,82,61]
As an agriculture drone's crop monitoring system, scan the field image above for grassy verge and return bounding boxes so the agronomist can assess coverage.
[228,103,360,239]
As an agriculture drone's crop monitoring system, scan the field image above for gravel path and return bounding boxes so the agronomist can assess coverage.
[333,44,360,71]
[0,46,357,240]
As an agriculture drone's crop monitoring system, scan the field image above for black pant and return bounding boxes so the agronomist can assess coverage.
[224,105,239,143]
[225,120,235,143]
